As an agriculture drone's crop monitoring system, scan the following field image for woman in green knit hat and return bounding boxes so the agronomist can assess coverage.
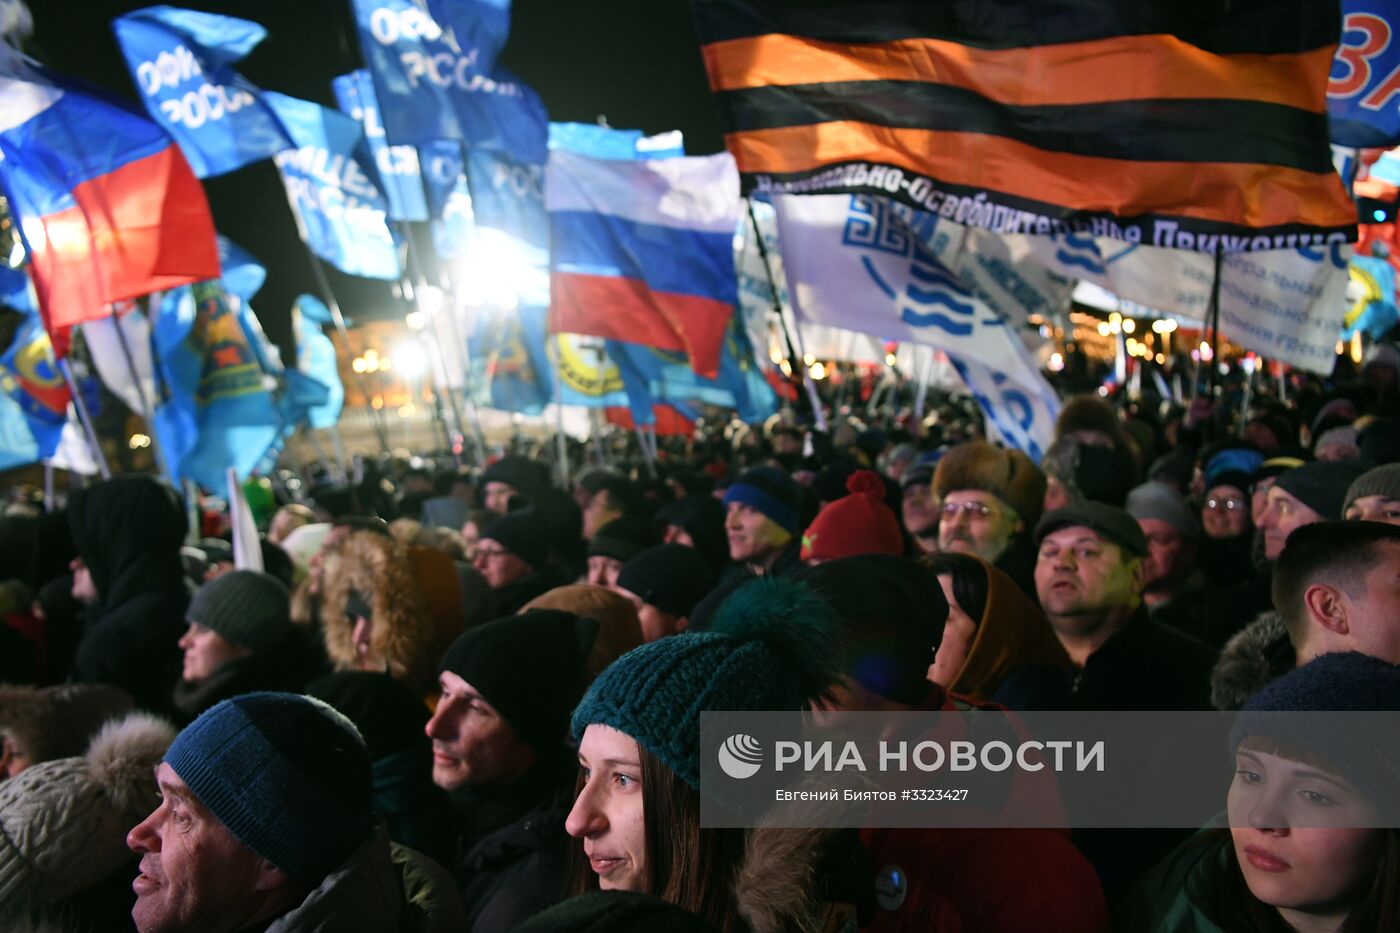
[564,577,859,932]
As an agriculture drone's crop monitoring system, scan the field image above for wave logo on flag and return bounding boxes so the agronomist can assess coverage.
[841,196,998,338]
[948,347,1059,464]
[111,6,293,178]
[0,62,220,334]
[267,93,402,280]
[546,150,739,377]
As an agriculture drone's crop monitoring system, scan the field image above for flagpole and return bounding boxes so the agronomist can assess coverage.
[399,228,469,455]
[111,302,171,482]
[1206,243,1224,402]
[42,461,53,512]
[745,199,827,431]
[552,368,570,488]
[302,247,391,454]
[58,358,111,480]
[635,425,657,477]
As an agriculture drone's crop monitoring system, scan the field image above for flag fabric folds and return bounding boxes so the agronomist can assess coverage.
[694,0,1356,253]
[293,294,346,429]
[0,314,72,463]
[1329,2,1400,148]
[349,0,546,159]
[332,69,430,221]
[266,92,402,280]
[111,6,294,178]
[0,62,219,335]
[546,149,739,377]
[152,280,284,490]
[773,192,1058,459]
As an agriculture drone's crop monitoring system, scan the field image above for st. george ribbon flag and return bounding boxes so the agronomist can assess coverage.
[349,0,547,160]
[694,0,1357,252]
[0,59,219,337]
[546,149,740,378]
[332,69,430,221]
[110,6,294,178]
[266,92,402,280]
[1328,1,1400,148]
[773,192,1058,461]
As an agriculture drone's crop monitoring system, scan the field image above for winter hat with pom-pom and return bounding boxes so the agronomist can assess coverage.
[571,577,841,788]
[801,470,904,561]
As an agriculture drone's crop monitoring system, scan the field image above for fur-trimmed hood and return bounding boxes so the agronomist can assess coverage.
[0,683,134,766]
[320,530,465,691]
[1211,611,1294,711]
[734,827,856,933]
[0,712,176,911]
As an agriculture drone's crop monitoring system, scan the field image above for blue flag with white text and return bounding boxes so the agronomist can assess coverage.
[421,141,475,259]
[350,0,546,158]
[332,70,430,221]
[111,6,293,177]
[266,93,402,280]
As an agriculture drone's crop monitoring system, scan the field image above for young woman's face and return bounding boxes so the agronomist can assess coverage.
[567,724,647,893]
[1228,747,1383,920]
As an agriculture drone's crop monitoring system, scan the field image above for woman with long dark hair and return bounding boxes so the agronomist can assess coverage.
[1120,652,1400,931]
[562,577,859,931]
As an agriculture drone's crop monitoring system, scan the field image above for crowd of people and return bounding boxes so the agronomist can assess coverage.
[2,359,1400,931]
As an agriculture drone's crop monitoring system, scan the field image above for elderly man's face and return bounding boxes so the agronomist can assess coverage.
[128,763,269,933]
[938,489,1020,564]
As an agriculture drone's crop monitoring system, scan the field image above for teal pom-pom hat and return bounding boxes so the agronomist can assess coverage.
[571,577,843,789]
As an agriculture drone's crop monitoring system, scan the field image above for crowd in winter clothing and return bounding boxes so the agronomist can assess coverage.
[3,362,1400,931]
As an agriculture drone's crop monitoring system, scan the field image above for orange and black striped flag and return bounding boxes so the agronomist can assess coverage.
[694,0,1358,254]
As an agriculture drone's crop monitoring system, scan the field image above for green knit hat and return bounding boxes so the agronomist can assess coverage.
[571,577,841,789]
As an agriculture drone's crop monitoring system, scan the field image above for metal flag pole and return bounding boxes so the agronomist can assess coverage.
[58,358,110,480]
[110,301,171,482]
[635,425,657,476]
[1206,243,1225,401]
[301,245,392,454]
[552,366,570,488]
[400,227,470,454]
[745,198,828,431]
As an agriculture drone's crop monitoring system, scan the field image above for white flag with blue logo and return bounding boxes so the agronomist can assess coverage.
[773,193,1058,460]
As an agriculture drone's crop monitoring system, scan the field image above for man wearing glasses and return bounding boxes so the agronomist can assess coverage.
[932,441,1047,601]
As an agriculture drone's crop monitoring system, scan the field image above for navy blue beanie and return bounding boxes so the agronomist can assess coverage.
[1231,652,1400,819]
[722,466,799,533]
[164,692,373,883]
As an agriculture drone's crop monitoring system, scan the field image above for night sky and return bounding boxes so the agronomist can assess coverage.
[27,0,724,360]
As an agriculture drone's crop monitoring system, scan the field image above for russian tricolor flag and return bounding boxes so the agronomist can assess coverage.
[546,149,739,378]
[0,64,219,337]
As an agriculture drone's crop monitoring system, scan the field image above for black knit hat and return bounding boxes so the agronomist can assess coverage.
[304,671,430,761]
[187,570,290,654]
[481,508,552,570]
[587,516,660,563]
[1034,501,1148,558]
[1274,460,1371,521]
[654,495,728,572]
[795,555,948,707]
[616,544,715,618]
[481,455,548,503]
[437,610,598,755]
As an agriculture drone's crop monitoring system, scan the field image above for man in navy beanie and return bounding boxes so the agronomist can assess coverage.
[721,466,803,579]
[126,692,465,932]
